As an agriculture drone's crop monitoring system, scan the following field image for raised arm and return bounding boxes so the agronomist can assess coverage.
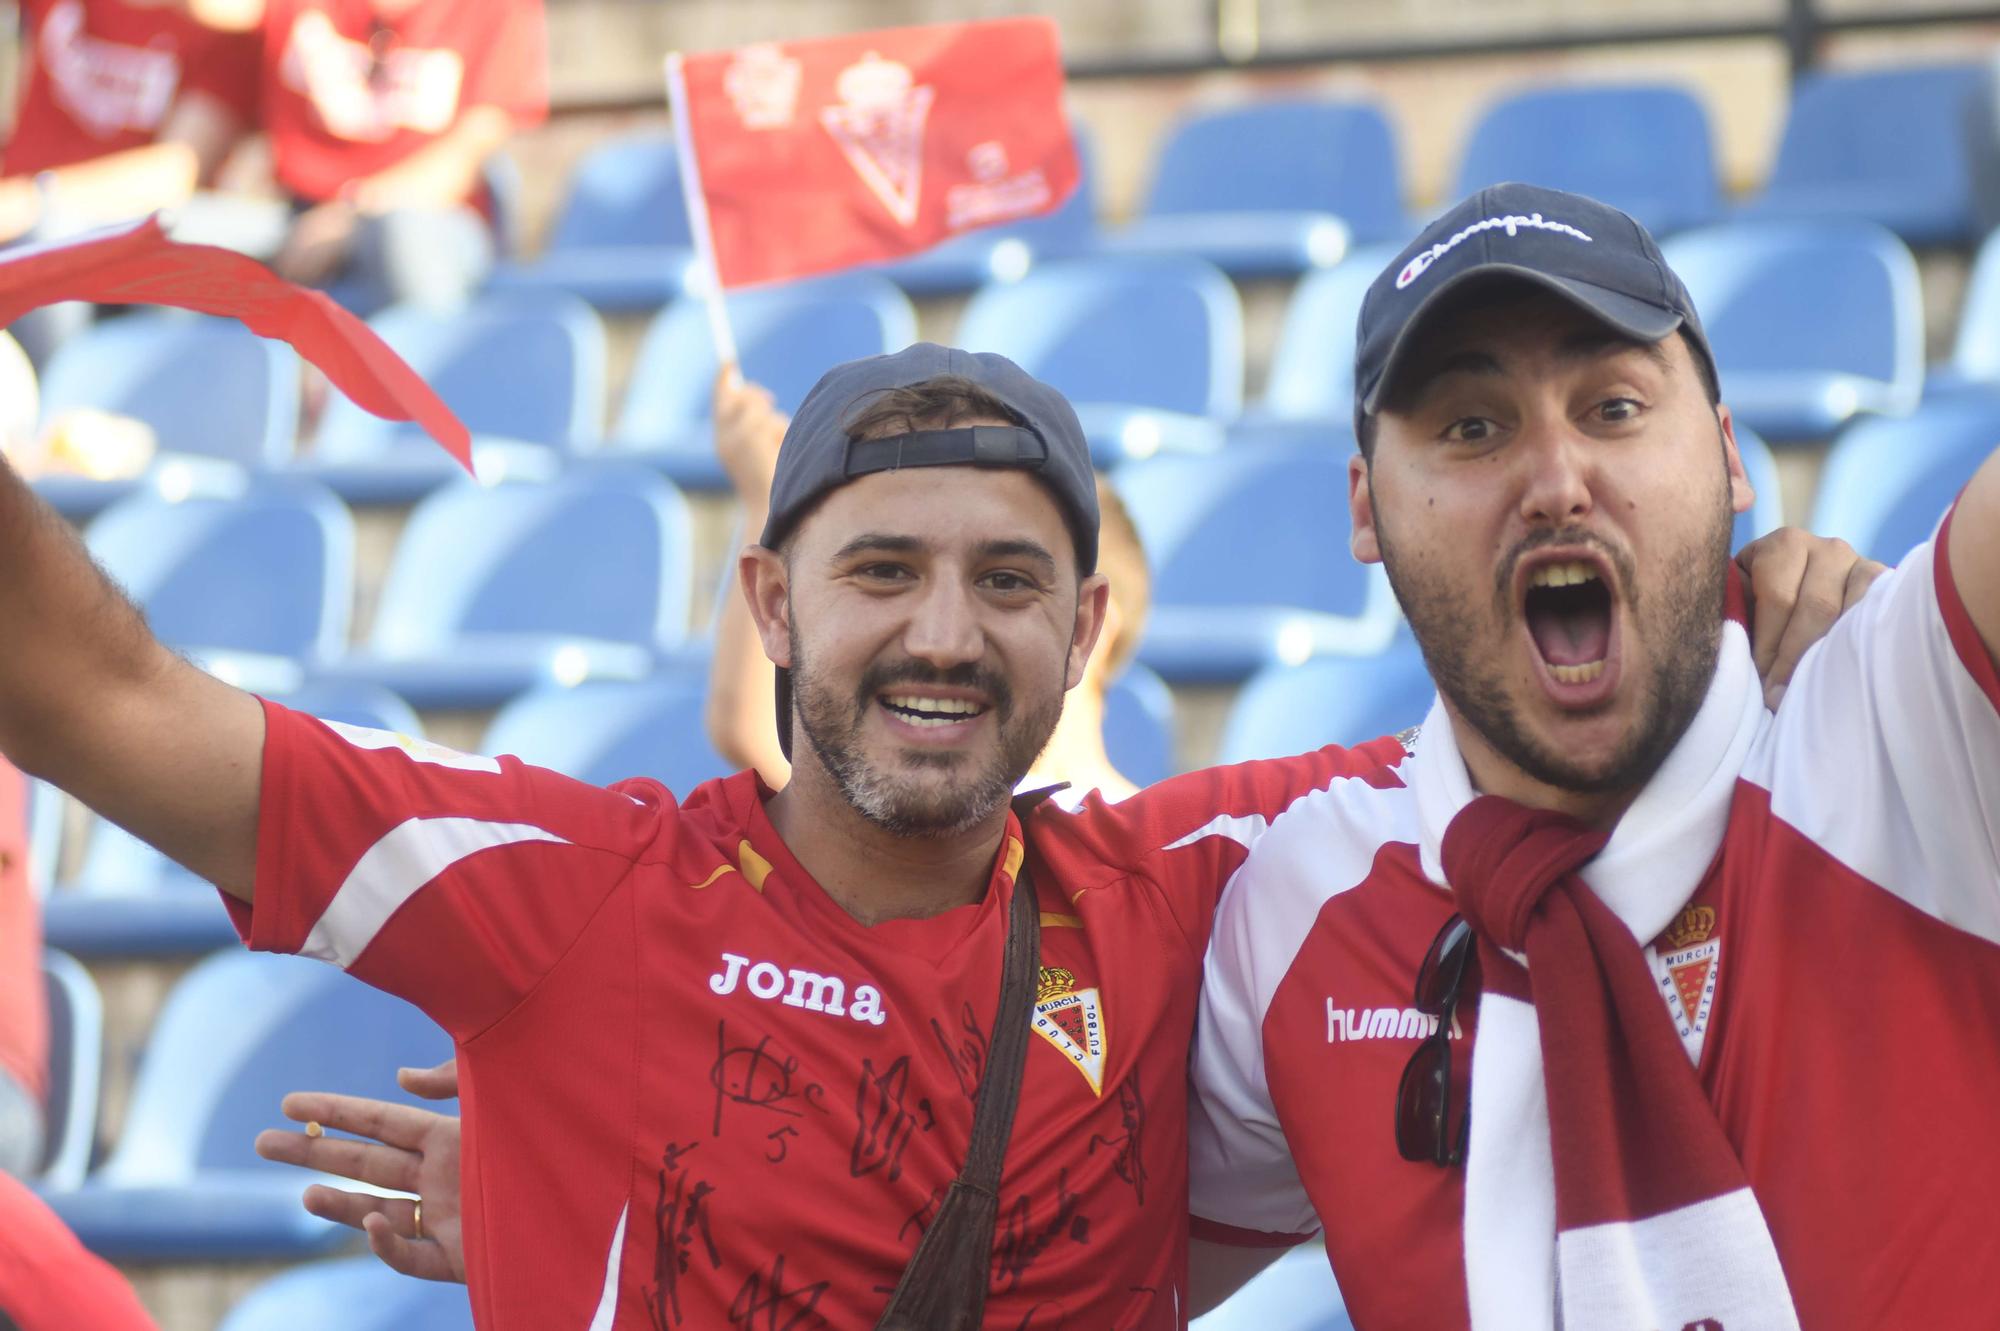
[1950,447,2000,663]
[704,370,791,787]
[0,457,264,899]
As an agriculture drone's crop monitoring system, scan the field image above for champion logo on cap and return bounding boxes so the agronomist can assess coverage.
[1394,211,1595,290]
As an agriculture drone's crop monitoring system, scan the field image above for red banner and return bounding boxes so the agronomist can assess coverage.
[674,17,1079,289]
[0,216,471,470]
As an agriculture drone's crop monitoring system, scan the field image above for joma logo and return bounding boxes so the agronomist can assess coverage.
[708,952,888,1026]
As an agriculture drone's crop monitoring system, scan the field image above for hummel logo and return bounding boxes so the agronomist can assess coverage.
[1327,1001,1463,1043]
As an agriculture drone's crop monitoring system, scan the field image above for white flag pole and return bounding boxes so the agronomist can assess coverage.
[664,51,739,369]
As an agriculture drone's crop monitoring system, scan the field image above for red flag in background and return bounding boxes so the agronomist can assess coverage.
[0,216,472,469]
[673,17,1079,289]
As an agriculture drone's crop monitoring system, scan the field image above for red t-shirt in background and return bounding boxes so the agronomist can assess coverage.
[4,0,259,176]
[0,1170,157,1329]
[0,760,44,1107]
[227,699,1401,1328]
[257,0,546,203]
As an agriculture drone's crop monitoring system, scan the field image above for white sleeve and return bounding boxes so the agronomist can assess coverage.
[1746,512,2000,945]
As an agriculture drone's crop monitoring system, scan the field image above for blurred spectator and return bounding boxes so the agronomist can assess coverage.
[0,330,156,481]
[0,759,44,1180]
[0,1169,158,1328]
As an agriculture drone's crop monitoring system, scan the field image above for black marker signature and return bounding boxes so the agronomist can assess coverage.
[993,1168,1090,1293]
[728,1253,831,1330]
[1086,1081,1149,1204]
[850,1055,919,1182]
[646,1144,720,1329]
[710,1019,828,1137]
[929,1001,989,1100]
[765,1125,799,1164]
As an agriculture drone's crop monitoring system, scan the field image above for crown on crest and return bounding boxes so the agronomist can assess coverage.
[1661,905,1716,951]
[1036,966,1075,1003]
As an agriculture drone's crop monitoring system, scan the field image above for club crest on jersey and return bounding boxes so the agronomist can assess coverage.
[1031,966,1106,1096]
[1655,904,1720,1059]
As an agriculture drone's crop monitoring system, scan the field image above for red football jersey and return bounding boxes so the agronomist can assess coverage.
[0,759,43,1105]
[4,0,259,176]
[1189,512,2000,1329]
[228,700,1403,1328]
[256,0,546,203]
[0,1170,157,1330]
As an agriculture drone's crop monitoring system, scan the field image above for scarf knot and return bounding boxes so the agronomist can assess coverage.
[1439,794,1608,953]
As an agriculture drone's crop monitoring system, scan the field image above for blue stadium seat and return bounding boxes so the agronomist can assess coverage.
[1218,635,1435,764]
[595,273,918,490]
[868,124,1101,295]
[1738,62,1989,248]
[221,1257,475,1331]
[1102,663,1176,788]
[1191,1243,1355,1331]
[1116,448,1400,684]
[1809,397,2000,565]
[320,467,692,708]
[40,682,423,958]
[479,151,526,261]
[1732,423,1783,553]
[85,478,354,688]
[956,256,1242,465]
[36,949,102,1193]
[485,132,694,310]
[1241,243,1403,438]
[33,313,301,518]
[1929,225,2000,397]
[482,673,730,793]
[1664,220,1922,442]
[45,951,452,1260]
[1107,99,1407,275]
[297,295,604,504]
[1452,84,1720,236]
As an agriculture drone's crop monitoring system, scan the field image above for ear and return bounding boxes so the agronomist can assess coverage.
[1717,404,1754,517]
[740,546,794,668]
[1081,595,1125,690]
[1349,452,1384,565]
[1065,573,1113,692]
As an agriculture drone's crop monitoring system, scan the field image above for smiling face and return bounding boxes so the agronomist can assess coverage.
[749,454,1106,839]
[1351,283,1754,809]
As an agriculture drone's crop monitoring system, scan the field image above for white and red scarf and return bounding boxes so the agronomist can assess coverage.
[1410,611,1802,1331]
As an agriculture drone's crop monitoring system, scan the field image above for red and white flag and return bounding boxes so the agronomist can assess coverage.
[669,18,1079,290]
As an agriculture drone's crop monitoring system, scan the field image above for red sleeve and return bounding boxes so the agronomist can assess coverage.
[0,1173,157,1331]
[229,699,666,1040]
[1036,735,1412,956]
[174,23,262,126]
[458,0,546,128]
[1936,503,2000,709]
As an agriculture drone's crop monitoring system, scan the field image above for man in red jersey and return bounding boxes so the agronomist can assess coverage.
[1187,183,2000,1330]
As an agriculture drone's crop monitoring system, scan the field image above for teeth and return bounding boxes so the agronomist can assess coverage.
[882,694,984,718]
[1549,661,1606,684]
[1528,561,1600,589]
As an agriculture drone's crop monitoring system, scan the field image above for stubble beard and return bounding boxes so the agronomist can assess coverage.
[788,622,1064,839]
[1374,467,1733,797]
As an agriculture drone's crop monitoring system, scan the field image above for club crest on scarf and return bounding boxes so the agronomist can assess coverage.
[1031,965,1106,1096]
[1655,903,1721,1061]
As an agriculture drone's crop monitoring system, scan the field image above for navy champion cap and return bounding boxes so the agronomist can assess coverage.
[1353,182,1716,430]
[758,342,1100,760]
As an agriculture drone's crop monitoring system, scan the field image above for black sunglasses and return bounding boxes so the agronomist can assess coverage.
[1395,913,1475,1167]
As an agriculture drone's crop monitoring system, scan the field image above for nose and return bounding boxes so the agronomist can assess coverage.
[1514,415,1595,528]
[901,579,985,671]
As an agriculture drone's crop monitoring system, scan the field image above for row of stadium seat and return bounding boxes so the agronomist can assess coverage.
[484,61,1995,310]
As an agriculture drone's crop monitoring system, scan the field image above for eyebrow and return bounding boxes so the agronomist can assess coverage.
[829,533,1059,573]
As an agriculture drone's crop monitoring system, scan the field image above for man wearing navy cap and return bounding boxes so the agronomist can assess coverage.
[1188,183,2000,1329]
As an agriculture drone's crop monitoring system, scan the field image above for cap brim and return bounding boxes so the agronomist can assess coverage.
[1360,263,1686,415]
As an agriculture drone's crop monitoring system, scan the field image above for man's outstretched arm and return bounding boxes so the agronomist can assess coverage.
[0,458,264,899]
[1950,447,2000,664]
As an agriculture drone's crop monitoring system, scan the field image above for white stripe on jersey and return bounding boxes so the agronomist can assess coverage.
[321,719,503,774]
[300,816,571,968]
[1165,811,1270,851]
[587,1202,628,1331]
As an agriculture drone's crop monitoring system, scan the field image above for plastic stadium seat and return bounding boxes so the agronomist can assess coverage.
[45,951,452,1260]
[956,256,1242,466]
[298,295,605,504]
[1116,448,1400,684]
[221,1257,475,1331]
[1240,243,1403,438]
[1102,664,1176,788]
[1929,226,2000,397]
[32,313,301,518]
[485,132,694,310]
[1217,636,1435,764]
[40,682,423,958]
[85,478,354,687]
[1809,398,2000,565]
[1452,84,1720,237]
[1738,62,1989,248]
[481,674,730,792]
[1191,1243,1355,1331]
[321,467,692,708]
[1664,220,1922,442]
[36,950,102,1192]
[595,273,918,490]
[1107,99,1407,275]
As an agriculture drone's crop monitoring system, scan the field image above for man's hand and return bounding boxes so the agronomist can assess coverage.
[255,1059,467,1283]
[1737,529,1888,709]
[714,367,788,500]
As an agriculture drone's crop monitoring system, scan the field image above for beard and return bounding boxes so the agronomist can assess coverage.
[1376,466,1733,796]
[788,625,1064,839]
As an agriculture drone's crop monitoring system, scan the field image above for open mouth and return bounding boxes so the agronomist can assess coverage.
[878,692,990,729]
[1523,559,1613,684]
